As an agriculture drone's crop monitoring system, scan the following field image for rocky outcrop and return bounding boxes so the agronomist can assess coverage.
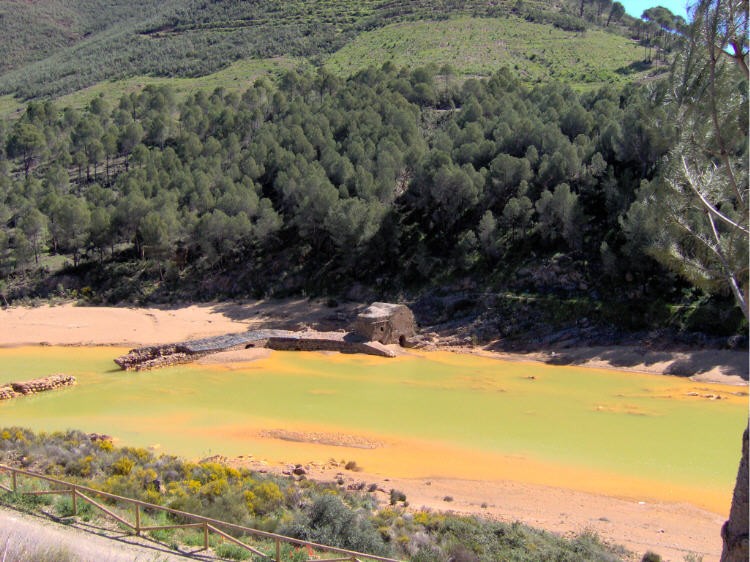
[0,374,77,400]
[721,425,749,562]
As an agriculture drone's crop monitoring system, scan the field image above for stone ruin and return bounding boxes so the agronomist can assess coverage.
[113,344,196,371]
[115,302,418,371]
[0,374,77,400]
[352,302,416,345]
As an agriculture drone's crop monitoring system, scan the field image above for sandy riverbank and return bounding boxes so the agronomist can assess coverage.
[0,300,746,384]
[0,300,746,561]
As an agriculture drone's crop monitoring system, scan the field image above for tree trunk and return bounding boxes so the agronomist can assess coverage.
[721,425,749,562]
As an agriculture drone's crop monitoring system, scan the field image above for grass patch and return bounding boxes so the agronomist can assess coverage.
[325,16,657,90]
[0,57,307,119]
[55,494,94,520]
[215,542,252,560]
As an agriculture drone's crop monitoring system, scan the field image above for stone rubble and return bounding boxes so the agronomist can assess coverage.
[0,374,77,400]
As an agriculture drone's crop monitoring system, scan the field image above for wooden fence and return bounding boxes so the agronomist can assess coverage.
[0,464,400,562]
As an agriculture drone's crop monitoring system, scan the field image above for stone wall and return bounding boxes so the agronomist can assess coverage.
[0,374,77,400]
[114,344,202,371]
[115,328,397,370]
[266,334,396,357]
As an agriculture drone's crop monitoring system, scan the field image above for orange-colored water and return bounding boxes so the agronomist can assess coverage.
[0,346,745,514]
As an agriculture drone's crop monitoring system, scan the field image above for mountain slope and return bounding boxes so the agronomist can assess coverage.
[0,0,641,101]
[0,0,169,74]
[325,16,652,89]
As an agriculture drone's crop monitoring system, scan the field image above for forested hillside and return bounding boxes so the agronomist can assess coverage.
[0,62,744,337]
[0,0,744,342]
[0,0,674,101]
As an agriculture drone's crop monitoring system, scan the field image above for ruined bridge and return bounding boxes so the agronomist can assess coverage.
[115,302,417,371]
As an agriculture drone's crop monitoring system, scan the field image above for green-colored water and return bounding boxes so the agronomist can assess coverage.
[0,346,746,510]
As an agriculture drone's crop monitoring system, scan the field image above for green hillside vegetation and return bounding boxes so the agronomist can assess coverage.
[0,427,627,561]
[0,62,743,335]
[0,0,164,73]
[0,0,650,102]
[55,58,309,119]
[0,1,732,338]
[0,58,311,121]
[325,16,653,89]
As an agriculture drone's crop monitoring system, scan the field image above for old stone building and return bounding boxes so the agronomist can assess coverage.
[352,302,416,345]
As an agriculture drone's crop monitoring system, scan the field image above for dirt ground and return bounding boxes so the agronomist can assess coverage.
[0,301,746,385]
[0,300,747,561]
[217,456,726,562]
[0,504,190,561]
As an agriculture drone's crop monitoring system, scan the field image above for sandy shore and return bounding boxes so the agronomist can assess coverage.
[0,301,746,384]
[0,300,746,561]
[211,455,725,562]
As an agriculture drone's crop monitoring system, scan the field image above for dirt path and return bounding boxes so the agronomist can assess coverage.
[0,505,195,561]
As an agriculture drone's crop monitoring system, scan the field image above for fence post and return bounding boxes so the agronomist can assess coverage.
[11,470,16,492]
[135,504,141,536]
[203,522,209,550]
[71,487,77,516]
[275,537,281,562]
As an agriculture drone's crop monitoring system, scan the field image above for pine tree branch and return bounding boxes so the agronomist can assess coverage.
[706,210,749,319]
[680,156,749,234]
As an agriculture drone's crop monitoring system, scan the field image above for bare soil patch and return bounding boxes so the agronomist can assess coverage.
[223,456,724,562]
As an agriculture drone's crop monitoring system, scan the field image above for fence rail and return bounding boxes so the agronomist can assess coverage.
[0,464,400,562]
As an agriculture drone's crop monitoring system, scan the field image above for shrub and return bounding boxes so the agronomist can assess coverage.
[214,542,251,560]
[149,527,174,543]
[248,481,284,515]
[110,457,135,476]
[282,494,391,556]
[55,494,94,519]
[389,489,407,505]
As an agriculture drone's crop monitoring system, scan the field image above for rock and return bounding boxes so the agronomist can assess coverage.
[293,466,307,476]
[721,426,749,562]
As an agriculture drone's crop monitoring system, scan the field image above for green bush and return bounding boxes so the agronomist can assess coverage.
[55,494,94,519]
[0,427,629,561]
[283,494,391,556]
[389,489,407,505]
[215,542,252,560]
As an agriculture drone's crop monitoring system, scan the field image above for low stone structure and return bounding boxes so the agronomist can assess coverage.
[265,331,395,357]
[0,374,77,400]
[352,302,416,345]
[115,328,396,371]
